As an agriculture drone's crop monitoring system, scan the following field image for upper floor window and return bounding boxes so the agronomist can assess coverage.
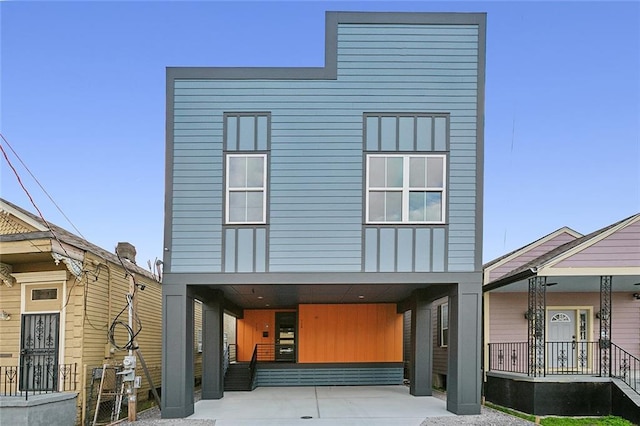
[226,154,267,224]
[224,112,270,151]
[366,154,446,224]
[224,113,270,225]
[365,113,448,152]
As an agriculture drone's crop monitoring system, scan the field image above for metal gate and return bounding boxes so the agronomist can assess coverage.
[20,313,60,391]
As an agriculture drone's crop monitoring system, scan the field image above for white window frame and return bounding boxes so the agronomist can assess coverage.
[365,154,446,224]
[440,302,449,348]
[225,153,267,224]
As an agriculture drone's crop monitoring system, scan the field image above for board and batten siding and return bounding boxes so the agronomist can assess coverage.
[170,22,480,273]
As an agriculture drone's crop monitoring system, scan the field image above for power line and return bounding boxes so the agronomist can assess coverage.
[0,132,86,239]
[0,134,73,260]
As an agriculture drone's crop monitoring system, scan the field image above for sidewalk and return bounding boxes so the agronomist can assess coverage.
[120,385,535,425]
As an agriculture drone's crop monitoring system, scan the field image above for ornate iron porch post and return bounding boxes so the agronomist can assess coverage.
[599,275,612,377]
[527,276,546,377]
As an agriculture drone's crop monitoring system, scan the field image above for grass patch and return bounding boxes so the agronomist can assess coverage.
[484,402,536,422]
[484,403,632,426]
[540,416,633,426]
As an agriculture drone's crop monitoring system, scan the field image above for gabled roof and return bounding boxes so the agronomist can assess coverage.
[0,198,157,281]
[484,213,640,291]
[483,227,582,283]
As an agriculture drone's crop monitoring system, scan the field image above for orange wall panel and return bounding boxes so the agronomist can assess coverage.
[238,305,403,363]
[236,309,296,361]
[236,309,275,361]
[298,304,403,363]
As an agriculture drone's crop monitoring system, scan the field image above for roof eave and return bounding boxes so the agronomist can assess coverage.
[483,268,536,293]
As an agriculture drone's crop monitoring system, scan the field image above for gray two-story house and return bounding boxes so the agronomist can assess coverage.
[162,11,486,418]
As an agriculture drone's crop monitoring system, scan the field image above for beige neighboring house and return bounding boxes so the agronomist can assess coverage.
[0,198,163,424]
[483,213,640,423]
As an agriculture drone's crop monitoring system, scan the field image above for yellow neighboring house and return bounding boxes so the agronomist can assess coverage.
[0,198,163,424]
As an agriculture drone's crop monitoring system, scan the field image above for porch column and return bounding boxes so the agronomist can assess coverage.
[161,283,195,418]
[599,275,612,376]
[528,276,546,377]
[201,290,224,399]
[446,280,482,415]
[409,293,433,396]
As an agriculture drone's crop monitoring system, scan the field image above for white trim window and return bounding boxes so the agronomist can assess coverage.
[225,154,267,224]
[366,154,446,224]
[439,303,449,348]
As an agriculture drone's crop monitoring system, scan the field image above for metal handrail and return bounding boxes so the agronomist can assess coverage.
[228,343,237,364]
[489,341,602,376]
[488,341,639,395]
[223,343,230,376]
[254,343,296,362]
[248,345,258,389]
[0,363,77,399]
[611,342,639,394]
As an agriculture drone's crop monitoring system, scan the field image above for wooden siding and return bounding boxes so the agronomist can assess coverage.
[170,22,480,273]
[0,284,21,366]
[554,219,640,268]
[488,293,535,344]
[487,232,578,282]
[256,365,403,386]
[298,304,403,363]
[81,253,163,407]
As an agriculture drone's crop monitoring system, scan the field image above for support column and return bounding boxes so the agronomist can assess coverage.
[161,282,194,418]
[528,276,546,377]
[446,280,482,415]
[202,290,224,399]
[599,275,612,377]
[409,293,433,396]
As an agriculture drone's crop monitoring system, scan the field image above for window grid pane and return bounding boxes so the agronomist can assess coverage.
[367,154,445,224]
[226,154,267,224]
[224,113,270,151]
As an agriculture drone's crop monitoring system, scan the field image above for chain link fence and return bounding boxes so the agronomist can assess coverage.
[84,364,161,426]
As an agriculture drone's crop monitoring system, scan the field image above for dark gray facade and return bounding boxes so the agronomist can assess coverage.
[162,11,485,418]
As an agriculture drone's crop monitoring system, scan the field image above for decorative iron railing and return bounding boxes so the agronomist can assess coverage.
[611,343,639,394]
[488,341,639,395]
[0,363,77,399]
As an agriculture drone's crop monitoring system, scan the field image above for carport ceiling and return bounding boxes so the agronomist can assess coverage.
[205,283,440,309]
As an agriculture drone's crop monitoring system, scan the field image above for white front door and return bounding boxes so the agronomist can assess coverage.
[548,310,576,370]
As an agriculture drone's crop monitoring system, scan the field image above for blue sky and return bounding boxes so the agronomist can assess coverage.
[1,1,638,269]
